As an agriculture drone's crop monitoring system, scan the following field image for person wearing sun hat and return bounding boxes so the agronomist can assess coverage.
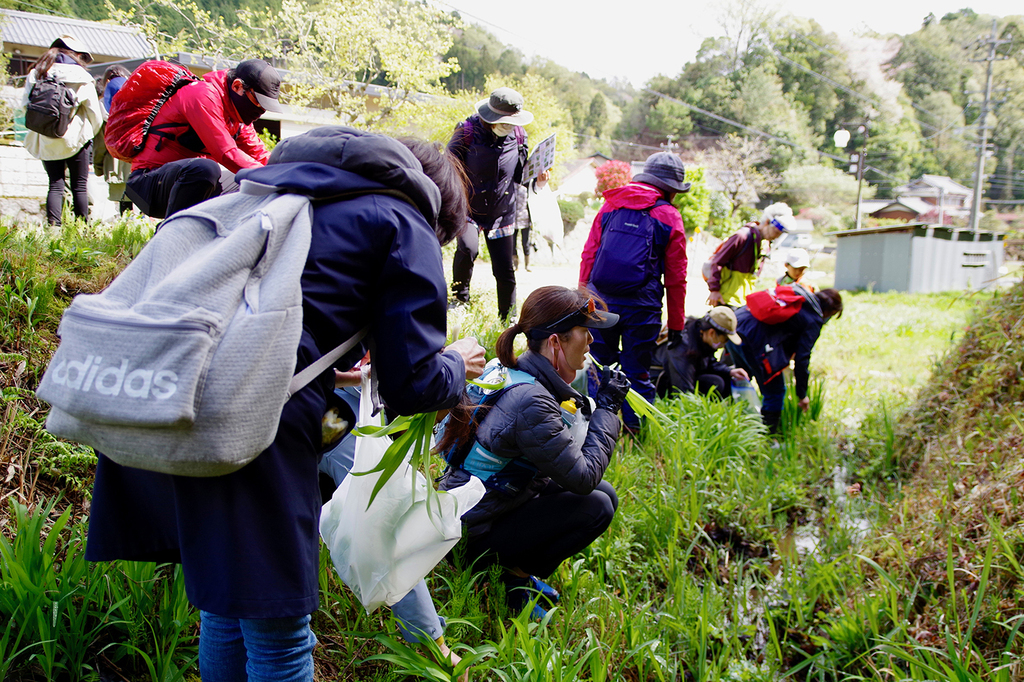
[578,151,690,432]
[20,34,103,225]
[705,202,797,307]
[658,306,750,398]
[447,87,533,321]
[124,58,284,219]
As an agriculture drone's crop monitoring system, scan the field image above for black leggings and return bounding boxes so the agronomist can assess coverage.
[451,216,517,321]
[42,141,91,225]
[464,479,618,578]
[126,158,238,220]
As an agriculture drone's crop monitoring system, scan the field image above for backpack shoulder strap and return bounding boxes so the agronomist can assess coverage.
[286,326,369,398]
[279,185,420,399]
[445,368,535,469]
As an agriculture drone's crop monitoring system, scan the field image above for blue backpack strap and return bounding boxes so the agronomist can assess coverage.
[443,365,535,469]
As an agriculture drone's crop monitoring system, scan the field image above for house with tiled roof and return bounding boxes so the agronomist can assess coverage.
[1,8,153,74]
[892,174,972,223]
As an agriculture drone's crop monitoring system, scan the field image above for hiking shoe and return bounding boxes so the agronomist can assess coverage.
[506,574,558,614]
[526,575,559,605]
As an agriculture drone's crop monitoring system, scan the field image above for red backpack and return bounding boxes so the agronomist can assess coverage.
[746,284,805,324]
[104,61,200,161]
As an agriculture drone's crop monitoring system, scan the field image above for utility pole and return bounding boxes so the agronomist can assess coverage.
[967,19,1011,232]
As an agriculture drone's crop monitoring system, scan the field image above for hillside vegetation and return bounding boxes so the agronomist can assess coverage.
[2,215,1022,680]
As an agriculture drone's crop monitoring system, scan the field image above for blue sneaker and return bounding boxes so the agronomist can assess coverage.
[505,584,549,620]
[527,576,560,605]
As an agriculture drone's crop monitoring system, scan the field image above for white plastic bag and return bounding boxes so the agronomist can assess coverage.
[527,184,563,244]
[319,372,485,612]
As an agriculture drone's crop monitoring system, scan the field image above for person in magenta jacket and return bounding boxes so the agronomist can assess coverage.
[124,59,282,219]
[579,152,689,430]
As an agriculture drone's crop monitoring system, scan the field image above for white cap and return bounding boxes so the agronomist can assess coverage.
[785,248,811,269]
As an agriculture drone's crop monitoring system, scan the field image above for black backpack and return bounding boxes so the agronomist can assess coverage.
[25,75,77,139]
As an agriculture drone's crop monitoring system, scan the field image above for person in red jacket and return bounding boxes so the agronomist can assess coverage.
[579,152,689,431]
[125,59,283,219]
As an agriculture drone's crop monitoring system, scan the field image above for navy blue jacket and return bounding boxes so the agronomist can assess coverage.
[447,114,527,222]
[734,304,824,399]
[86,127,465,618]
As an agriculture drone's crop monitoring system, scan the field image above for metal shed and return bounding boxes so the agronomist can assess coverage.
[831,223,1005,293]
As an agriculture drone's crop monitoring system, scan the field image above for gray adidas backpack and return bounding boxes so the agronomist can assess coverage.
[36,180,365,477]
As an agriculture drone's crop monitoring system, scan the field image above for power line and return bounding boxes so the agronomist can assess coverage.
[644,88,902,182]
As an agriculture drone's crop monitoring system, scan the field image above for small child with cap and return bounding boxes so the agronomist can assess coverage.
[777,248,813,289]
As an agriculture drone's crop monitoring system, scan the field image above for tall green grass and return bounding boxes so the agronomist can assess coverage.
[4,214,1016,680]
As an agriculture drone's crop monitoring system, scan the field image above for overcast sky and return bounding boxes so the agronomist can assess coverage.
[431,0,1022,87]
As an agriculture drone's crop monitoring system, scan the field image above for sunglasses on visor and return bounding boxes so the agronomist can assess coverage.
[527,299,597,339]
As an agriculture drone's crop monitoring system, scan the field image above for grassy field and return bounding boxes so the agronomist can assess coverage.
[1,216,1021,681]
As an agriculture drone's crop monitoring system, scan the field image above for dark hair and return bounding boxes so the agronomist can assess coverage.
[495,286,598,367]
[32,47,87,78]
[436,286,598,459]
[816,288,843,320]
[103,65,131,83]
[399,138,469,245]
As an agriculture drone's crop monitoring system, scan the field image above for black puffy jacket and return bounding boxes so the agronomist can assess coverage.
[439,351,620,535]
[447,114,527,221]
[663,317,733,395]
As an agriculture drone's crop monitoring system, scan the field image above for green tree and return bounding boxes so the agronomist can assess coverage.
[442,24,501,93]
[780,164,871,207]
[585,93,608,137]
[1,0,71,14]
[672,165,711,236]
[110,0,459,129]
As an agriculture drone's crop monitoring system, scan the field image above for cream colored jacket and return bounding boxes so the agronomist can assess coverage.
[20,62,104,161]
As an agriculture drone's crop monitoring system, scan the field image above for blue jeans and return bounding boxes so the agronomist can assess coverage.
[198,611,317,682]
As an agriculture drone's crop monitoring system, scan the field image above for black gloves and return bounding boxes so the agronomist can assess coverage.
[667,328,683,348]
[595,366,630,413]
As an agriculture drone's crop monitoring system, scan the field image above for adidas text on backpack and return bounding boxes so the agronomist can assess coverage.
[25,75,77,138]
[36,180,366,477]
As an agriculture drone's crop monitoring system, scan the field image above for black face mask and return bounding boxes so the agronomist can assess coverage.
[229,87,264,125]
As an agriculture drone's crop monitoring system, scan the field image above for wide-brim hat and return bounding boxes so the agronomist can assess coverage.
[235,59,286,113]
[51,35,92,63]
[769,214,798,233]
[634,151,690,194]
[476,87,534,126]
[707,306,742,344]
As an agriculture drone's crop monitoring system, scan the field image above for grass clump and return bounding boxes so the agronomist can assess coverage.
[3,211,1022,680]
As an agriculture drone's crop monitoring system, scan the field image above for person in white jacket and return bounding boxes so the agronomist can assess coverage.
[20,35,104,226]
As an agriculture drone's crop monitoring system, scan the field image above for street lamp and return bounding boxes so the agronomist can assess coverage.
[834,124,869,230]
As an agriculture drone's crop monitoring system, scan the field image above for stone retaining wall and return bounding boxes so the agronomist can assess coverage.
[0,143,47,223]
[0,143,119,223]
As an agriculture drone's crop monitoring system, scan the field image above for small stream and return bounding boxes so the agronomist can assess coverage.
[741,464,874,657]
